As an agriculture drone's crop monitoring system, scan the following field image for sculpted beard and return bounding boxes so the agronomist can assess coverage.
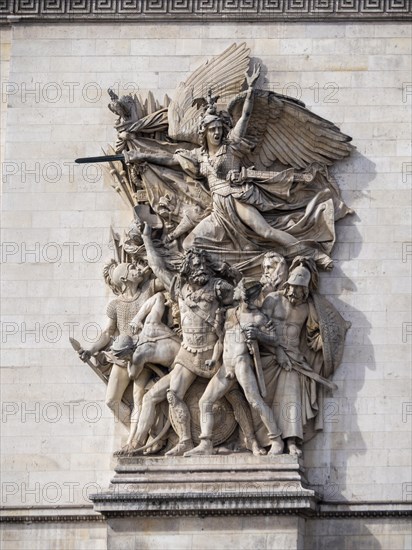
[189,265,213,285]
[260,273,270,286]
[260,273,274,292]
[285,285,308,306]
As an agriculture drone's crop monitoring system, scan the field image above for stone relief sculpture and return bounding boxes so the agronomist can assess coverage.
[185,278,283,457]
[74,43,352,459]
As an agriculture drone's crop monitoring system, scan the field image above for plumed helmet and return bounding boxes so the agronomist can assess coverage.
[287,265,311,288]
[202,114,222,127]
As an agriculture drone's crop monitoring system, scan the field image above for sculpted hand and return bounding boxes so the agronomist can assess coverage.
[227,170,241,184]
[246,63,261,89]
[129,321,143,335]
[276,347,292,371]
[265,320,275,331]
[164,231,177,245]
[79,349,91,362]
[118,131,133,141]
[124,149,145,165]
[244,324,258,341]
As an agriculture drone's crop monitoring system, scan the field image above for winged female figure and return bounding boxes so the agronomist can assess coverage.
[119,44,352,273]
[73,44,354,456]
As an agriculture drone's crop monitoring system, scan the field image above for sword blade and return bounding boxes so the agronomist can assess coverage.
[249,339,267,398]
[69,336,82,351]
[75,155,125,164]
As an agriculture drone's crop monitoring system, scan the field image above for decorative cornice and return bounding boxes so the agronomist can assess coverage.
[1,501,411,522]
[317,501,412,519]
[0,514,105,523]
[0,506,104,524]
[0,0,411,25]
[90,490,317,517]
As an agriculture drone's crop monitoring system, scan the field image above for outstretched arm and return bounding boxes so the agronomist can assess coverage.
[141,223,174,291]
[79,317,117,360]
[232,63,261,140]
[124,149,179,168]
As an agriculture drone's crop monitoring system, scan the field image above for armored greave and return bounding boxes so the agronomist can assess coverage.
[167,389,192,444]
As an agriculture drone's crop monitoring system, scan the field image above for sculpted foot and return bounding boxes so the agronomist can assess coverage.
[313,251,333,272]
[143,440,164,455]
[184,438,213,457]
[251,440,266,456]
[268,436,284,456]
[126,439,146,456]
[287,439,303,457]
[165,439,194,457]
[113,444,132,457]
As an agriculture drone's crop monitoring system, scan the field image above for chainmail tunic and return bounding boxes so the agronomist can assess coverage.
[106,279,155,337]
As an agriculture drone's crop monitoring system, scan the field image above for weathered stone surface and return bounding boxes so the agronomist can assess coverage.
[1,19,411,550]
[92,454,316,519]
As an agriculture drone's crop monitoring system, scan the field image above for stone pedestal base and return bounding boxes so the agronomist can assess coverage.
[91,454,317,549]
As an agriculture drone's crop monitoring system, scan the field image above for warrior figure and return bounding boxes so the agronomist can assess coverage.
[78,261,160,426]
[186,279,283,457]
[128,222,235,456]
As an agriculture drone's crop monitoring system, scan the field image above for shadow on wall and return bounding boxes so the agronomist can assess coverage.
[303,152,379,506]
[305,517,383,550]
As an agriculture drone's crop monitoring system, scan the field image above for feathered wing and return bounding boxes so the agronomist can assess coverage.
[228,90,354,169]
[168,43,251,144]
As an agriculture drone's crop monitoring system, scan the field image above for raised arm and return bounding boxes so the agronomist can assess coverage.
[232,63,261,140]
[141,223,174,291]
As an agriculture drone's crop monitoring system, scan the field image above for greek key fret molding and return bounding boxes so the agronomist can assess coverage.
[1,0,411,23]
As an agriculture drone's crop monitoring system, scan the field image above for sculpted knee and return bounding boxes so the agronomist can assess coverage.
[105,397,118,411]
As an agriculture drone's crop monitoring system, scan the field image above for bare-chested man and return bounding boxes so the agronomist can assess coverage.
[123,292,181,451]
[186,279,283,457]
[130,222,236,456]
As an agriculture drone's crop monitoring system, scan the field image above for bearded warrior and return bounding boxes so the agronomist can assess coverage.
[257,258,350,456]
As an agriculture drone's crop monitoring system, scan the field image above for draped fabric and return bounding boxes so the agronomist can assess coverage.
[251,295,349,446]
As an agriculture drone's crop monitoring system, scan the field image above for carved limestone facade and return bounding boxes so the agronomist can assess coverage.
[1,15,411,550]
[73,45,352,460]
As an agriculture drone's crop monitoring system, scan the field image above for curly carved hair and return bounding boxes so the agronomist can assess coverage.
[179,248,240,286]
[261,251,288,291]
[198,112,232,150]
[179,248,214,280]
